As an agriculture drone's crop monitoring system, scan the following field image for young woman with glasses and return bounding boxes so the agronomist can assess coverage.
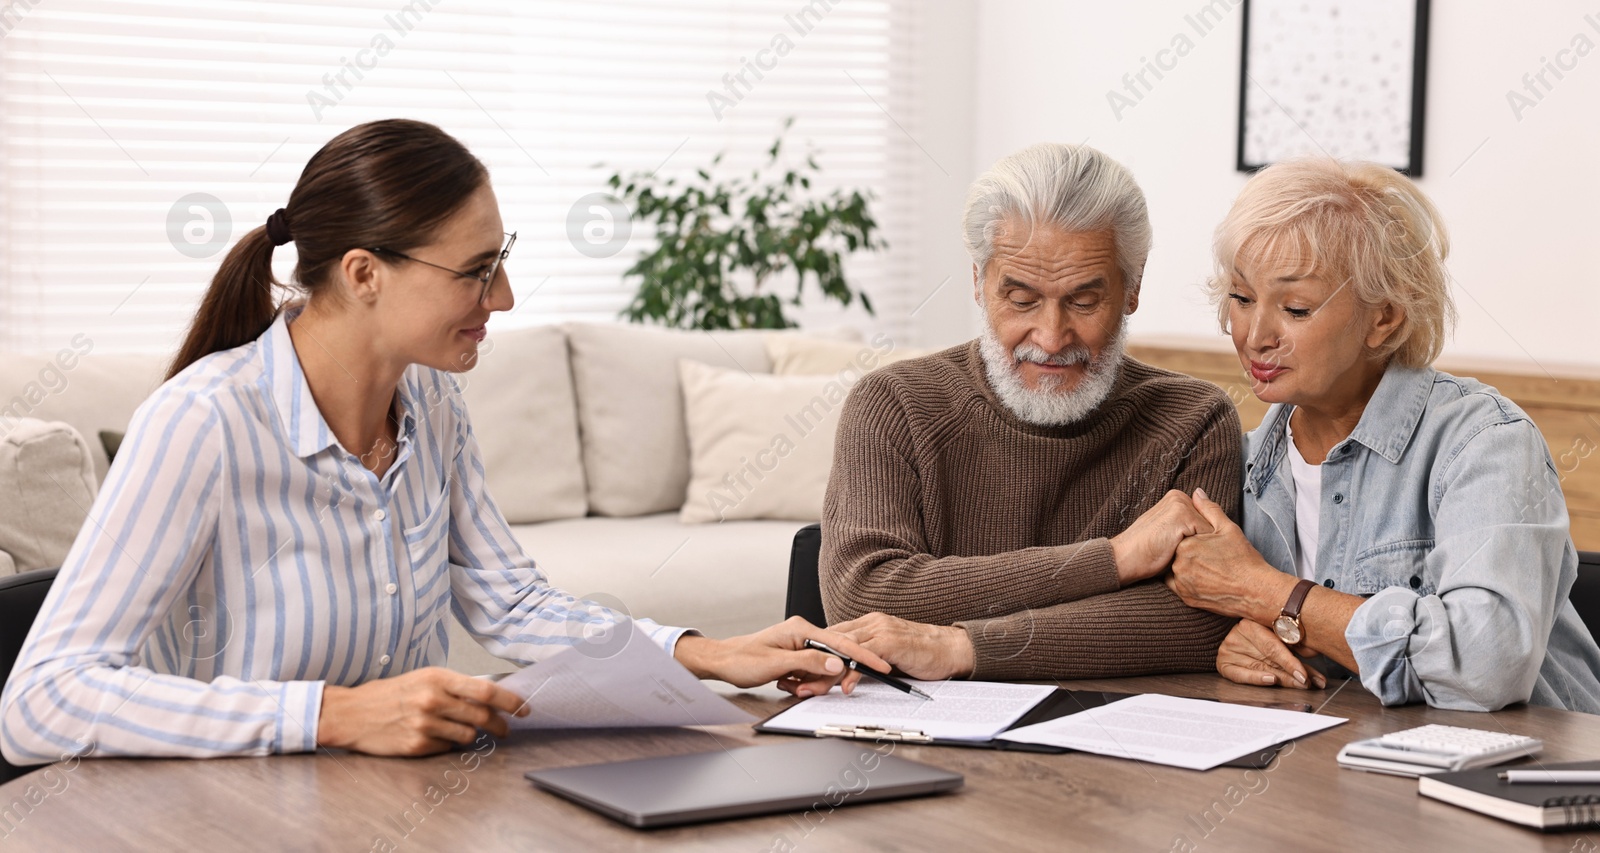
[1,119,879,765]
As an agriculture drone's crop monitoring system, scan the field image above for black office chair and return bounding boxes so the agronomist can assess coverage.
[1569,551,1600,638]
[0,567,58,785]
[786,523,827,626]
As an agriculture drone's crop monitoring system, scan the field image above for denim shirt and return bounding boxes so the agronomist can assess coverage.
[1243,364,1600,713]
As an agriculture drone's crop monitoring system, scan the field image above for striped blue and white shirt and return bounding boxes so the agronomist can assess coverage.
[0,307,685,765]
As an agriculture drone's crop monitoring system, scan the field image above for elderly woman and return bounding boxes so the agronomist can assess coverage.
[1166,158,1600,713]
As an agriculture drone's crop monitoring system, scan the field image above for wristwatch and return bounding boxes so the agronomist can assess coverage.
[1273,579,1317,646]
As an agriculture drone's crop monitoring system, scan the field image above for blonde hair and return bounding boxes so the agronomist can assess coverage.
[1206,158,1456,368]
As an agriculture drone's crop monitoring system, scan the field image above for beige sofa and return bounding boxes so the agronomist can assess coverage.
[0,323,843,675]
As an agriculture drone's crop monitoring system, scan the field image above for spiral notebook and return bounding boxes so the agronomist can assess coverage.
[1419,760,1600,830]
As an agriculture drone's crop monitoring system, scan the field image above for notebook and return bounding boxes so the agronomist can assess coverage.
[525,738,962,828]
[1418,760,1600,830]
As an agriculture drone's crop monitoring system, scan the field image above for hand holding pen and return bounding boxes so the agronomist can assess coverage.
[804,639,934,701]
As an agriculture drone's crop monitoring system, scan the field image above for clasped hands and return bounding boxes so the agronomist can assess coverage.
[816,490,1327,694]
[1140,488,1325,692]
[820,489,1316,691]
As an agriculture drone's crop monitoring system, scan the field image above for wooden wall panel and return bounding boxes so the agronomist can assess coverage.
[1127,341,1600,552]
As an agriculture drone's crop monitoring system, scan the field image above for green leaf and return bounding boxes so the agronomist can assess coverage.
[613,120,884,331]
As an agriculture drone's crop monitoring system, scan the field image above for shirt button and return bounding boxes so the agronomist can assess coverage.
[373,509,386,522]
[1324,579,1336,588]
[379,654,392,666]
[1332,494,1344,504]
[385,583,398,595]
[1410,575,1422,589]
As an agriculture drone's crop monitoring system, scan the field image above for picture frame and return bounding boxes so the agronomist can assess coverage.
[1236,0,1431,175]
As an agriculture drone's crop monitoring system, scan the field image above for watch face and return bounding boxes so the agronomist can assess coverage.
[1273,615,1303,645]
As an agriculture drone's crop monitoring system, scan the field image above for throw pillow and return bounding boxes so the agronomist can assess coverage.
[564,323,853,517]
[678,359,854,524]
[0,419,96,573]
[455,325,588,524]
[566,323,778,517]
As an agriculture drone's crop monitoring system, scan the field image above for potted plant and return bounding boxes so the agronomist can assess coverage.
[604,118,886,330]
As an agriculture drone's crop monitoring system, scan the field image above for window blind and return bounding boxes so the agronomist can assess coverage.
[0,0,921,352]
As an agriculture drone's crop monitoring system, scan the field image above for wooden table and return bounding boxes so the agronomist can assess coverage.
[3,674,1599,851]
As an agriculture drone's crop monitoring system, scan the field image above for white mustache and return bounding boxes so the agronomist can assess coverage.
[1012,342,1091,367]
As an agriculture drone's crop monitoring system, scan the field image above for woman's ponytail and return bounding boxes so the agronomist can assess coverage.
[166,224,282,380]
[166,119,488,380]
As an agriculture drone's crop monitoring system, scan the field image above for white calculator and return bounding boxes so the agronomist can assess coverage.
[1336,724,1543,777]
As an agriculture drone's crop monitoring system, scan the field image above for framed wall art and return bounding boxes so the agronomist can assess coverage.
[1237,0,1431,175]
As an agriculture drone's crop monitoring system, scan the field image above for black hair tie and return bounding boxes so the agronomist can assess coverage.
[265,208,293,246]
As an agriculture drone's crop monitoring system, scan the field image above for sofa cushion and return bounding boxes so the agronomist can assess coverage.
[0,419,96,574]
[564,323,783,517]
[456,325,587,523]
[0,344,167,482]
[565,324,866,517]
[677,360,844,524]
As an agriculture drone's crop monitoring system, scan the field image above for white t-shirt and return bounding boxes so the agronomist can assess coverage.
[1285,419,1322,580]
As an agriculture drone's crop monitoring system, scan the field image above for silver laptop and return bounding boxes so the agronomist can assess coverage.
[525,738,963,828]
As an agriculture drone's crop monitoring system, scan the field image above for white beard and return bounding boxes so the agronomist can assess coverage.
[978,323,1127,427]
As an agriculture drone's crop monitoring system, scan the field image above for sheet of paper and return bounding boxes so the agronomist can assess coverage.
[498,622,757,729]
[763,680,1056,741]
[996,692,1346,770]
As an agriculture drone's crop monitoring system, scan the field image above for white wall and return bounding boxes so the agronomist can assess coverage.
[947,0,1600,368]
[904,0,985,350]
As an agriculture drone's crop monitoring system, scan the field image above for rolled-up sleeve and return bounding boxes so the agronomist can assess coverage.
[1346,420,1570,711]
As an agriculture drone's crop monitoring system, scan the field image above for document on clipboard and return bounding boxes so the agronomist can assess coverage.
[758,680,1056,742]
[996,693,1345,770]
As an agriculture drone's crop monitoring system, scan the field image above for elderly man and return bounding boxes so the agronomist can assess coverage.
[817,143,1241,685]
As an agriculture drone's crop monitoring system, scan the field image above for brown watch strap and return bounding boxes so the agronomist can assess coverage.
[1281,578,1316,620]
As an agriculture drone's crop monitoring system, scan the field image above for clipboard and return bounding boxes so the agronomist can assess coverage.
[754,687,1135,754]
[754,687,1295,768]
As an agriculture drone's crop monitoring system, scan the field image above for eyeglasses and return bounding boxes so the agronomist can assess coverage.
[367,231,517,303]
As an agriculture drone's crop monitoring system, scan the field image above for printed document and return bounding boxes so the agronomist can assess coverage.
[996,692,1345,770]
[498,622,757,729]
[762,680,1056,741]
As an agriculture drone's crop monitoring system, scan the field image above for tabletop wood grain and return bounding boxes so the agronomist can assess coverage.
[3,674,1599,852]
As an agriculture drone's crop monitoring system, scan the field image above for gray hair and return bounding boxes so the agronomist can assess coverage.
[962,143,1153,290]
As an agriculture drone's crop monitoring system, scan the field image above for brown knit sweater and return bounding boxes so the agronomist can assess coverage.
[820,340,1243,680]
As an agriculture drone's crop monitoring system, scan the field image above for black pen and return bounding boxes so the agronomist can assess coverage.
[804,639,934,701]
